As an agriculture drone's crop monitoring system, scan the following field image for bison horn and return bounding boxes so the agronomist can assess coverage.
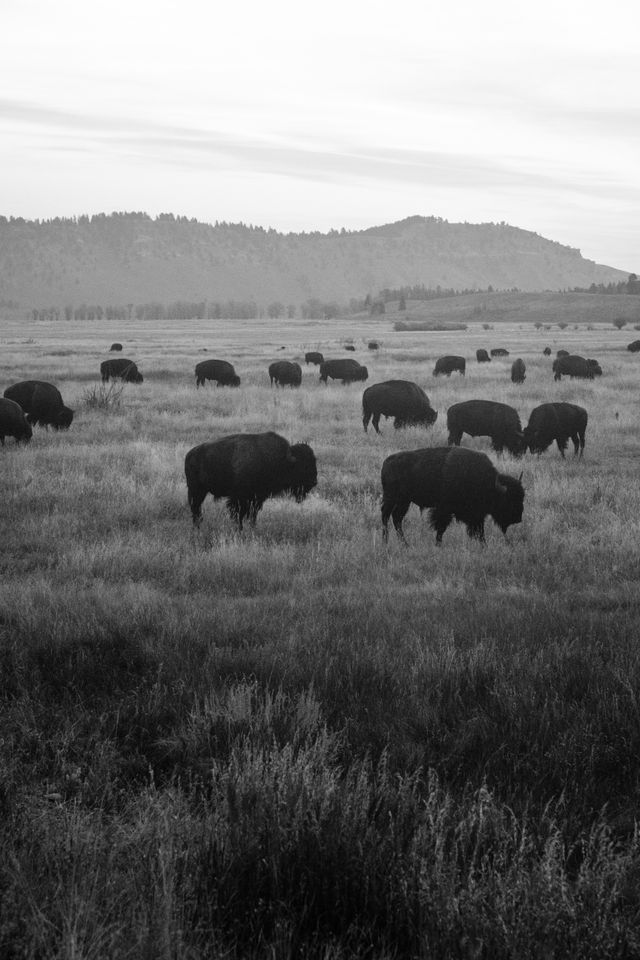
[518,472,523,483]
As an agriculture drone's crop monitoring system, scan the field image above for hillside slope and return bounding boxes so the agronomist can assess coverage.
[0,212,629,309]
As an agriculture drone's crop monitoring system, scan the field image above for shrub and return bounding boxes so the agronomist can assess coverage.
[81,381,126,411]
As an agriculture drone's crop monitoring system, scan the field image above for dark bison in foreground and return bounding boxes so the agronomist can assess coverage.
[0,398,32,445]
[100,358,143,383]
[185,431,317,530]
[543,347,552,356]
[319,359,368,384]
[4,381,74,429]
[476,349,491,363]
[447,399,524,457]
[523,402,587,458]
[305,351,324,366]
[381,446,524,544]
[511,358,526,384]
[491,348,509,357]
[268,360,302,387]
[362,380,437,433]
[109,342,123,351]
[195,359,240,388]
[433,355,465,377]
[627,340,640,353]
[553,355,597,381]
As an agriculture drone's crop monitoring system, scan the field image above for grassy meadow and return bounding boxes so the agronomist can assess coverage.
[2,303,640,958]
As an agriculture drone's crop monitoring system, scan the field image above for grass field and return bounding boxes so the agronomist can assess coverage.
[2,301,640,958]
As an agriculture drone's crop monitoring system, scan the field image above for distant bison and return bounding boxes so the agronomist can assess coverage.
[490,348,510,357]
[0,397,32,445]
[195,359,240,388]
[447,399,524,457]
[185,431,317,530]
[109,342,123,352]
[433,355,465,377]
[553,355,596,381]
[627,340,640,353]
[476,349,491,363]
[345,345,356,352]
[587,358,602,376]
[523,402,587,458]
[305,352,324,366]
[319,359,368,384]
[362,380,437,434]
[268,360,302,387]
[511,358,526,384]
[368,341,380,350]
[100,358,143,383]
[543,347,552,356]
[4,380,74,430]
[381,446,524,544]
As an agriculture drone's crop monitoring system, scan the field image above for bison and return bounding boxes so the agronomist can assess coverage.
[476,349,491,363]
[362,380,437,434]
[368,341,380,350]
[195,359,240,388]
[627,340,640,353]
[100,358,144,383]
[185,431,317,530]
[268,360,302,387]
[553,355,595,381]
[381,446,524,544]
[447,399,524,457]
[345,345,356,352]
[587,358,603,376]
[511,358,526,384]
[523,403,587,458]
[109,342,123,351]
[305,351,324,366]
[543,347,552,356]
[556,349,569,358]
[433,355,465,377]
[490,348,510,357]
[319,359,368,384]
[0,397,32,445]
[4,381,74,429]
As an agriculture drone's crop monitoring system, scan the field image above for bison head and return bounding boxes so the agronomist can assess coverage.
[286,443,317,501]
[522,426,550,456]
[229,375,241,387]
[55,406,74,430]
[491,473,524,533]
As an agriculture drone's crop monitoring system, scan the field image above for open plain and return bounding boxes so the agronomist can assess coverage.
[2,300,640,958]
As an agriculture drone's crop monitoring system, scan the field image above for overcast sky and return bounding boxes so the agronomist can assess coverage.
[2,0,638,271]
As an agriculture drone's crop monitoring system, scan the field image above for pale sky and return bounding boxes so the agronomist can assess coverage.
[2,0,638,271]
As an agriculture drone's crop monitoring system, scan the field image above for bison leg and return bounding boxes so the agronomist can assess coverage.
[578,430,585,457]
[226,498,248,530]
[372,413,381,433]
[557,438,567,458]
[429,508,452,544]
[447,430,462,446]
[362,409,371,432]
[466,520,486,542]
[381,498,409,544]
[247,499,263,526]
[187,486,207,527]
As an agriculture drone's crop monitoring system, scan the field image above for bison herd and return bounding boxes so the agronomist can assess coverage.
[3,331,629,547]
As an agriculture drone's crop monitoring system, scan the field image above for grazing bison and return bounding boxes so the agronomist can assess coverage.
[101,358,144,383]
[627,340,640,353]
[109,342,123,351]
[553,355,596,381]
[305,351,324,366]
[490,348,510,357]
[523,403,587,458]
[0,397,32,445]
[556,349,569,359]
[195,359,240,388]
[587,358,603,376]
[4,381,74,429]
[362,380,437,434]
[185,431,317,530]
[476,349,491,363]
[511,358,526,384]
[345,345,356,352]
[433,355,465,377]
[447,399,524,457]
[319,359,368,384]
[368,341,380,350]
[543,347,552,356]
[268,360,302,387]
[381,446,524,544]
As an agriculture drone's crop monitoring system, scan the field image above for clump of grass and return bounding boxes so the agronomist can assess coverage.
[81,381,126,411]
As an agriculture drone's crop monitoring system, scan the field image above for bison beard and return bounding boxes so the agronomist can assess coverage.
[185,432,317,530]
[381,446,524,545]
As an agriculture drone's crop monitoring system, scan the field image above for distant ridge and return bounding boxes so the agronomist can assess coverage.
[0,212,629,310]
